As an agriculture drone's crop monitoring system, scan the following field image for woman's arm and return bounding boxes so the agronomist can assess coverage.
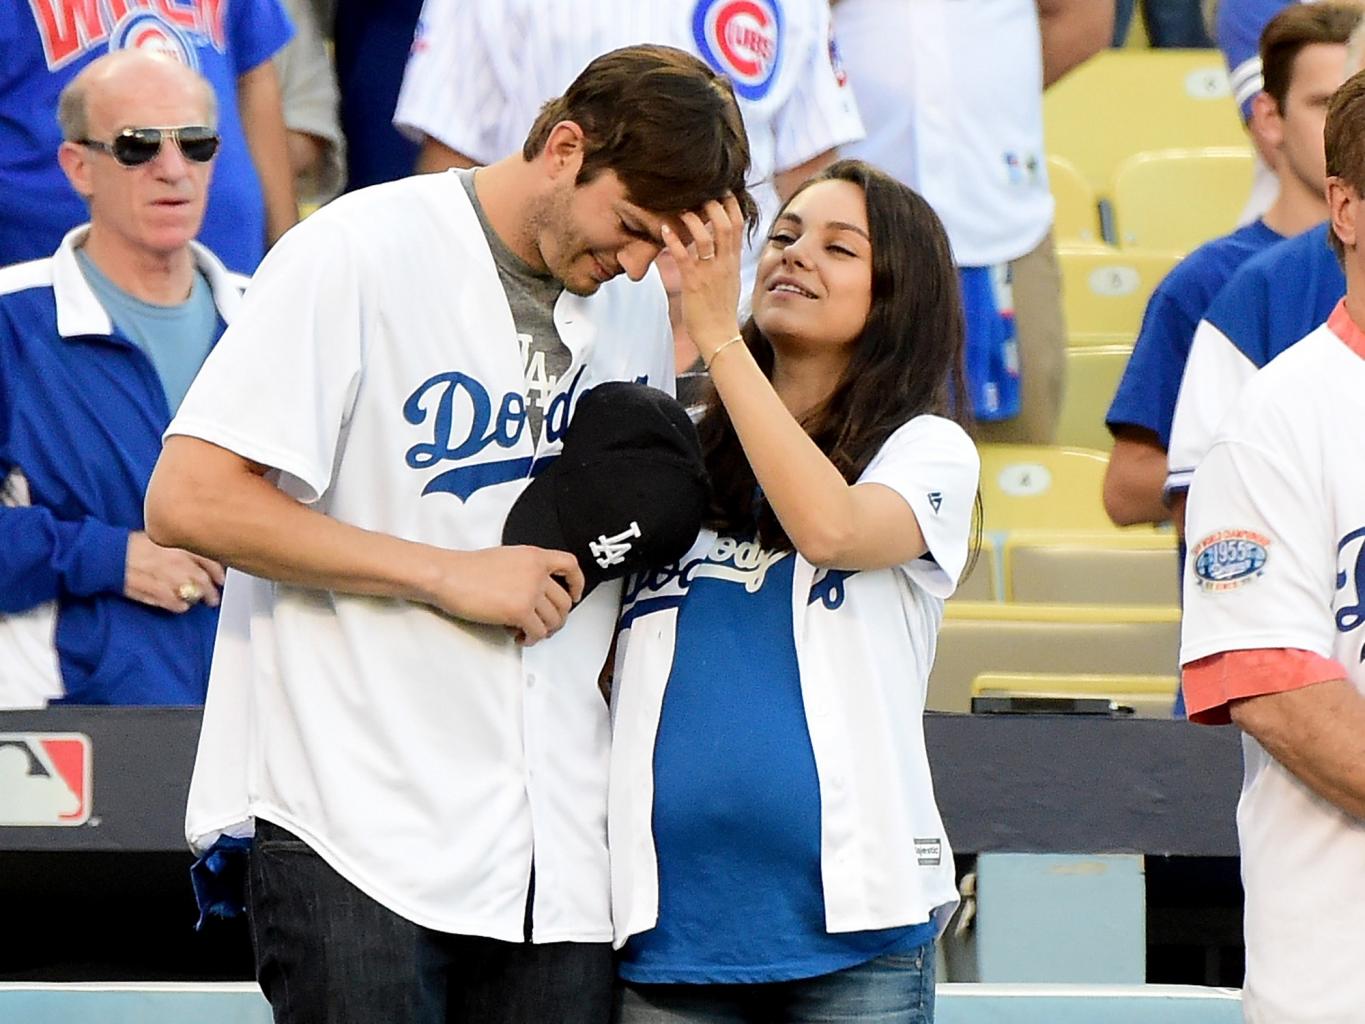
[662,200,927,571]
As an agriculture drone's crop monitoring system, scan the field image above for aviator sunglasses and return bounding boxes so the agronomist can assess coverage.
[78,125,220,167]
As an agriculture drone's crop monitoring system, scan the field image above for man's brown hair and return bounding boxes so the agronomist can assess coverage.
[523,44,758,230]
[1325,68,1365,257]
[1261,1,1363,113]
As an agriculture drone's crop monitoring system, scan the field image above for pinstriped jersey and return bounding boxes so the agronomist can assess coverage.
[393,0,864,294]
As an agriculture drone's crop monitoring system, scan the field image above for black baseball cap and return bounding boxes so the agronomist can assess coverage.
[502,381,709,594]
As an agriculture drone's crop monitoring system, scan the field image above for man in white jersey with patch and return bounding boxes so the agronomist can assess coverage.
[1180,67,1365,1024]
[393,0,862,373]
[144,45,756,1024]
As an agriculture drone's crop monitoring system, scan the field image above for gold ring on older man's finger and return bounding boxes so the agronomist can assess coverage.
[177,582,203,604]
[698,251,716,261]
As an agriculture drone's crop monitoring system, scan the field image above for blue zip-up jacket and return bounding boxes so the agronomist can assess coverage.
[0,226,245,704]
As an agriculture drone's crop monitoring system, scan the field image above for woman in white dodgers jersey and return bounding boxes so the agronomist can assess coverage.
[608,160,981,1022]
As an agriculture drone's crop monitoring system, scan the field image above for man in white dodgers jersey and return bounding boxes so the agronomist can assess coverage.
[144,46,756,1024]
[1180,68,1365,1024]
[393,0,863,360]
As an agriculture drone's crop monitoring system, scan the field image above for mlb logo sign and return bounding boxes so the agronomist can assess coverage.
[0,733,92,826]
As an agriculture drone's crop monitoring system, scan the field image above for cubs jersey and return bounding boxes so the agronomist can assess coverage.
[1166,223,1344,497]
[1181,302,1365,1023]
[177,171,673,940]
[0,0,292,274]
[832,0,1053,267]
[392,0,864,297]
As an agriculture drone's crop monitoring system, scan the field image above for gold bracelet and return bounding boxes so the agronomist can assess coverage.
[703,333,745,372]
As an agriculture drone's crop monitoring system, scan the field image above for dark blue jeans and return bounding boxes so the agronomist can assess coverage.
[1114,0,1213,47]
[614,944,936,1024]
[247,819,614,1024]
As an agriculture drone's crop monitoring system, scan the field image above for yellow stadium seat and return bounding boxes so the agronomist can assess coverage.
[1056,344,1132,450]
[1058,246,1181,335]
[971,671,1179,718]
[1048,155,1103,246]
[928,602,1182,712]
[1112,147,1254,253]
[951,540,1001,602]
[1044,50,1246,193]
[978,444,1137,533]
[1002,529,1179,605]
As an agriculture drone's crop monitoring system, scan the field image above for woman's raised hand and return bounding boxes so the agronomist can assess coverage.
[661,195,746,365]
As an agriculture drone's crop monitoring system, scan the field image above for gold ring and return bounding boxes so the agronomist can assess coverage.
[177,582,203,604]
[698,252,716,261]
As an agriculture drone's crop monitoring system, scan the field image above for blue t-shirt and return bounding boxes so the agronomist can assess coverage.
[619,539,935,985]
[1217,0,1295,120]
[0,1,293,273]
[75,250,217,414]
[1107,219,1281,447]
[1202,222,1345,369]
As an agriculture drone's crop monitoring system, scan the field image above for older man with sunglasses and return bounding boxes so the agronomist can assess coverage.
[0,50,245,709]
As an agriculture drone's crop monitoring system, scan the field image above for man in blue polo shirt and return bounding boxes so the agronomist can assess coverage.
[1104,2,1359,530]
[0,51,245,708]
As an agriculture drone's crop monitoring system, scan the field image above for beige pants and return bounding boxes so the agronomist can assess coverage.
[974,230,1066,445]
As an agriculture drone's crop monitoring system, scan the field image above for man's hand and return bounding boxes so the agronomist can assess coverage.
[427,546,585,645]
[125,531,226,612]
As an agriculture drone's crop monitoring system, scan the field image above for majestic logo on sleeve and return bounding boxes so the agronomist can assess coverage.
[403,366,585,501]
[0,734,92,826]
[29,2,227,72]
[1192,529,1270,592]
[693,0,783,101]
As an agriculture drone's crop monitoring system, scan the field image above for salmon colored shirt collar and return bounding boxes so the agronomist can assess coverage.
[1327,299,1365,359]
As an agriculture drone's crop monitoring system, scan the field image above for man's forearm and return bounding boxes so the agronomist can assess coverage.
[239,62,300,245]
[1233,678,1365,821]
[145,438,439,604]
[1037,0,1114,88]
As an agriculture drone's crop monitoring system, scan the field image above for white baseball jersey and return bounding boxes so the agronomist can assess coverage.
[393,0,864,298]
[0,469,61,709]
[610,415,978,945]
[832,0,1054,267]
[1180,302,1365,1023]
[175,170,674,942]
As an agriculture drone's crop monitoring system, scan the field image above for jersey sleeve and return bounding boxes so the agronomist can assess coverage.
[166,214,367,505]
[393,0,507,162]
[857,416,980,598]
[1165,316,1257,497]
[229,0,295,75]
[1180,435,1340,720]
[771,2,865,173]
[1106,280,1200,445]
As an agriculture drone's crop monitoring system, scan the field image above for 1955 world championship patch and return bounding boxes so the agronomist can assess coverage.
[1192,529,1270,592]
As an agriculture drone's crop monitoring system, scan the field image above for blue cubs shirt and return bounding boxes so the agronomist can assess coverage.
[1107,219,1280,447]
[619,536,934,984]
[0,0,293,274]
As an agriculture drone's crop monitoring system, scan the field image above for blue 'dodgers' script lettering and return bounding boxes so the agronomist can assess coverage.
[403,367,585,500]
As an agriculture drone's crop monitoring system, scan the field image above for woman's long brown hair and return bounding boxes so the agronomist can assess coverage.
[697,160,980,553]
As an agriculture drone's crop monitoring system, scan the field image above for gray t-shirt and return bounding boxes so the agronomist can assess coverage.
[458,168,570,448]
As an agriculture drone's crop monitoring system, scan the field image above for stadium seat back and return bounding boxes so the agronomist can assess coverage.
[1112,147,1254,252]
[1048,155,1103,246]
[978,444,1124,532]
[928,602,1182,712]
[1058,246,1181,335]
[1003,529,1180,605]
[1044,50,1245,192]
[1056,345,1133,451]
